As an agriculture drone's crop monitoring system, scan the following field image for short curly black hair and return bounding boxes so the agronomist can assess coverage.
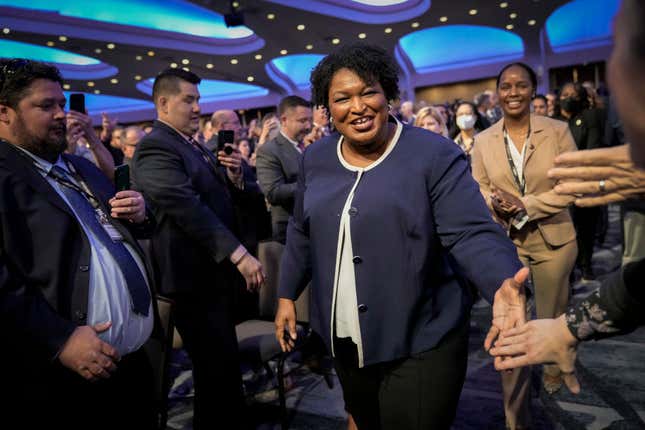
[310,43,399,109]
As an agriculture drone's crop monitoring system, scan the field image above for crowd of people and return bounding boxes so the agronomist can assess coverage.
[1,1,644,429]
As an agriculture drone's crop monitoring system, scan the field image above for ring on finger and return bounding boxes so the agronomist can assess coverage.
[598,179,606,193]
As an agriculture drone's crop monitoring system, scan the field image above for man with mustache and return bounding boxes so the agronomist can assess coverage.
[0,59,156,429]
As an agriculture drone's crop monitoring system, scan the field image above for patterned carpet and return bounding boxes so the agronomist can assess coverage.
[166,206,645,429]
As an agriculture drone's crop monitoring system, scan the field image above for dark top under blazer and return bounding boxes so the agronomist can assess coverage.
[133,120,262,294]
[278,124,523,366]
[0,140,154,369]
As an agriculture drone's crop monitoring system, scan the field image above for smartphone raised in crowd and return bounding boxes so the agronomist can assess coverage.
[217,130,235,155]
[114,164,130,192]
[69,93,86,114]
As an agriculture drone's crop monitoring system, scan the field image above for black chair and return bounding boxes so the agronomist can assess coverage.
[235,240,310,430]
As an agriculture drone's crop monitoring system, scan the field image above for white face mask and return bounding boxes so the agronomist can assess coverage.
[457,114,476,131]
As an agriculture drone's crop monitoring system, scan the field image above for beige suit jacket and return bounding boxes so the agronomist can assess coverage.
[471,114,577,247]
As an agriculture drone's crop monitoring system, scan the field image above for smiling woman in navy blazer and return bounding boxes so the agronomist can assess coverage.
[274,44,526,430]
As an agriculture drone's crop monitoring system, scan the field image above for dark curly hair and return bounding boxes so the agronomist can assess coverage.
[310,43,399,109]
[0,58,63,109]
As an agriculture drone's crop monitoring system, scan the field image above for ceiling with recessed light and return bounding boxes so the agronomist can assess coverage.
[0,0,620,122]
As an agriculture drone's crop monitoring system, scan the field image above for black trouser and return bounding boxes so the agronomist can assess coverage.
[572,206,601,273]
[333,319,470,430]
[171,283,247,429]
[8,348,157,430]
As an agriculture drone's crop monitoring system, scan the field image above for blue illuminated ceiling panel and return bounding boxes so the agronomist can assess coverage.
[64,92,153,115]
[0,0,263,55]
[546,0,619,53]
[398,25,524,74]
[266,0,429,24]
[0,40,117,79]
[266,54,325,93]
[137,79,269,104]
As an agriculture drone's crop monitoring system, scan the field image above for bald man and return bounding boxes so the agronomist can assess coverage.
[205,109,241,154]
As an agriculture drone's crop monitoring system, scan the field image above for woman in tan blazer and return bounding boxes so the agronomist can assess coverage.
[471,62,578,430]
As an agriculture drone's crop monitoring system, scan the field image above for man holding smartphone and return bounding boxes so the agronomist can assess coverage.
[0,59,156,429]
[133,68,265,429]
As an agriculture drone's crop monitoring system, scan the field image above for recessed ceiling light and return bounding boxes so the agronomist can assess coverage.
[528,19,536,26]
[63,84,71,90]
[87,81,95,87]
[58,36,67,42]
[46,41,55,47]
[247,76,254,82]
[106,43,115,49]
[95,48,102,54]
[469,9,478,15]
[206,63,214,69]
[181,58,190,65]
[110,78,118,84]
[254,54,262,60]
[170,62,178,68]
[94,89,101,94]
[297,24,305,31]
[232,1,239,7]
[305,44,313,50]
[510,12,517,19]
[439,16,448,22]
[182,67,190,71]
[147,51,155,57]
[135,55,143,61]
[231,58,238,64]
[267,13,275,20]
[135,75,142,80]
[500,2,508,8]
[358,33,366,39]
[384,27,392,34]
[411,22,420,28]
[506,24,514,30]
[2,28,10,34]
[280,49,288,55]
[331,38,340,45]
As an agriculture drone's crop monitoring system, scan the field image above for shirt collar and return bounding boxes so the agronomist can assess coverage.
[279,130,300,149]
[157,118,195,144]
[13,144,66,174]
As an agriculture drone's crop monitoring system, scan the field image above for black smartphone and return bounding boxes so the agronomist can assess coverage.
[114,164,130,191]
[217,130,235,155]
[69,93,85,113]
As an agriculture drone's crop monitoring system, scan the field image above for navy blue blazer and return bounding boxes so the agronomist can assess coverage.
[279,124,523,366]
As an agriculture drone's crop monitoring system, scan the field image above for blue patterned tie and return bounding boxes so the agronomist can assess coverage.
[50,165,151,316]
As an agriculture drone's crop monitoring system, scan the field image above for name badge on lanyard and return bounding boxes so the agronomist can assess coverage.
[96,206,124,242]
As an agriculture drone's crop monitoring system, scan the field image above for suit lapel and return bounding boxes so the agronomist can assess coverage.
[154,120,228,187]
[487,121,519,192]
[276,133,301,172]
[524,114,548,167]
[0,140,74,216]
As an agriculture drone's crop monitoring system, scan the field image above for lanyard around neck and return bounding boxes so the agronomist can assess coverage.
[502,124,530,196]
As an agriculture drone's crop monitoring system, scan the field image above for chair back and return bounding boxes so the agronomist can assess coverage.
[257,240,310,323]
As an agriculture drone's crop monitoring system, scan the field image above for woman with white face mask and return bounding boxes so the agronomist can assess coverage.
[452,101,482,162]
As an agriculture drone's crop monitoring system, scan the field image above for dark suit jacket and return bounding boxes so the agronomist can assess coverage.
[0,139,154,371]
[133,120,263,294]
[255,132,301,241]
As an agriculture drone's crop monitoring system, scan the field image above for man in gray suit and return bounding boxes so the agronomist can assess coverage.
[256,96,312,243]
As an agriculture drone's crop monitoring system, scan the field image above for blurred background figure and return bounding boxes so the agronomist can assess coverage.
[414,106,449,138]
[531,94,548,116]
[555,82,605,282]
[452,101,486,162]
[121,125,145,167]
[399,100,416,124]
